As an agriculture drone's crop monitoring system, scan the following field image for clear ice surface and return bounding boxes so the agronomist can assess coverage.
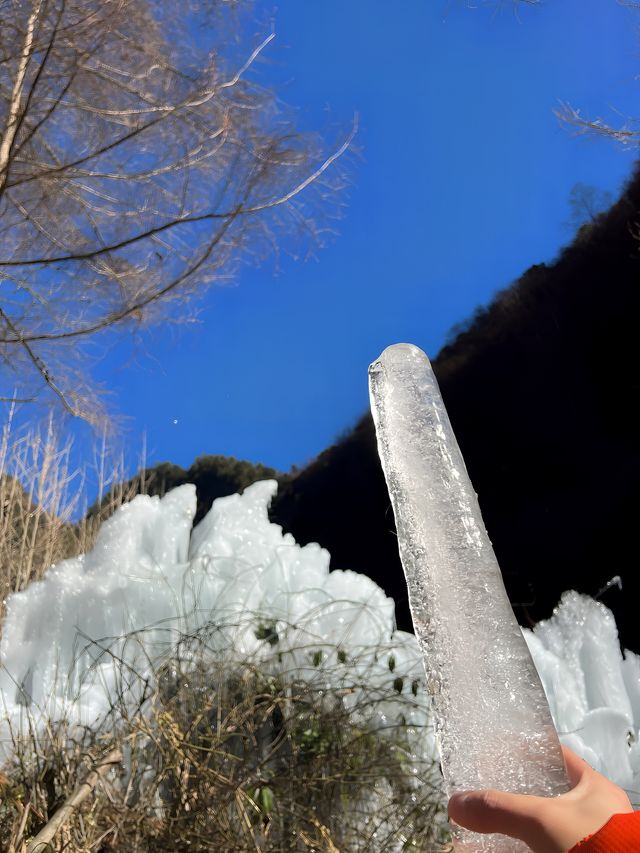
[369,344,570,851]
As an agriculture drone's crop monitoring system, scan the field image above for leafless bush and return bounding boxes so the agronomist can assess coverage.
[0,412,145,605]
[0,622,451,852]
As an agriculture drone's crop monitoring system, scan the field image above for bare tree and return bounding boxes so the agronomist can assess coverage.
[0,0,353,423]
[565,182,614,231]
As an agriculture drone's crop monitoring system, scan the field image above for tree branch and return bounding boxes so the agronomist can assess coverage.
[0,2,350,422]
[0,206,241,344]
[26,748,122,853]
[0,305,78,414]
[0,117,357,268]
[0,0,45,194]
[7,0,66,167]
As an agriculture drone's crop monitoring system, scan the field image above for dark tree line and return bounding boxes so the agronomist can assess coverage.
[269,164,640,651]
[132,163,640,649]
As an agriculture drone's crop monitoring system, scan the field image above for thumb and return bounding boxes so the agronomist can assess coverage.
[449,787,545,843]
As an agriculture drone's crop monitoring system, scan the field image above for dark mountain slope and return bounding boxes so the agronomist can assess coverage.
[127,166,640,650]
[270,165,640,650]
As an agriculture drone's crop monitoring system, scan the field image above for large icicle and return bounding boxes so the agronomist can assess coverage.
[369,344,569,852]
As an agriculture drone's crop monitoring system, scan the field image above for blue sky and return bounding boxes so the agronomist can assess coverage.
[91,0,638,476]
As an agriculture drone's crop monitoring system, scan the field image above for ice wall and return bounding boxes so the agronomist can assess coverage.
[1,485,196,727]
[525,591,640,805]
[0,480,433,765]
[369,343,569,851]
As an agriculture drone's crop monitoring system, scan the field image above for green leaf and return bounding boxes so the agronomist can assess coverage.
[259,785,274,814]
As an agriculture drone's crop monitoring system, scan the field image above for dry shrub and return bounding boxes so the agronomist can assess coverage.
[0,625,451,852]
[0,414,146,608]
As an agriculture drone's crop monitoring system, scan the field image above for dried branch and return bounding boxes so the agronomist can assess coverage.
[0,118,356,271]
[26,748,122,852]
[0,305,77,415]
[555,100,640,145]
[0,0,44,193]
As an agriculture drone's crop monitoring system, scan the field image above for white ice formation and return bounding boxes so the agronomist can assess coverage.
[525,591,640,806]
[369,343,569,852]
[0,480,434,768]
[0,461,638,849]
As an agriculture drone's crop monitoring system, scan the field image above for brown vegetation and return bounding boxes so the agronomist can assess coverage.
[0,416,146,607]
[0,635,449,851]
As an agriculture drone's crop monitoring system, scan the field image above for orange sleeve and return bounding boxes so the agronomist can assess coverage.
[567,812,640,852]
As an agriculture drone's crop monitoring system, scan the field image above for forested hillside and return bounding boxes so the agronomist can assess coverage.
[271,163,640,650]
[133,164,640,650]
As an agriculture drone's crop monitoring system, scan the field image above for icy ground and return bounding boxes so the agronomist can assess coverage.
[0,481,638,804]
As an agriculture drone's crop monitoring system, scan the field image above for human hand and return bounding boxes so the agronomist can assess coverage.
[448,745,633,852]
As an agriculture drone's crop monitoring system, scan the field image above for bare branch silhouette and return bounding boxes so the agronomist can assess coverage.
[0,0,351,422]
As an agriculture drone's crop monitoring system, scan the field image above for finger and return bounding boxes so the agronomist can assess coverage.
[560,745,632,810]
[448,788,544,841]
[561,745,592,788]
